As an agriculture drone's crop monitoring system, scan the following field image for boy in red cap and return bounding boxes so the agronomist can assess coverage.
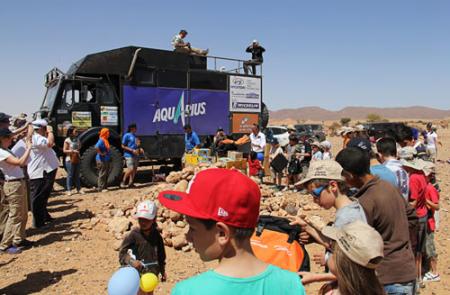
[158,168,306,295]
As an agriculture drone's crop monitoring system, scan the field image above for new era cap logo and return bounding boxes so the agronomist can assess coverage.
[218,207,229,217]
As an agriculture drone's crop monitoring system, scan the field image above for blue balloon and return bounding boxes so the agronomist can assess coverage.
[256,152,264,161]
[108,267,140,295]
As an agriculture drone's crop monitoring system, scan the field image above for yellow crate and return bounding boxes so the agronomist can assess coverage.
[185,154,199,166]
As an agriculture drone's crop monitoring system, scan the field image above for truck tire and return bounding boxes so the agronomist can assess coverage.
[260,103,269,129]
[80,145,123,188]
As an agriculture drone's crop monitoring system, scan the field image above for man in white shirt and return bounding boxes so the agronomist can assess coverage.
[425,123,441,163]
[28,119,59,228]
[250,124,266,161]
[172,29,209,56]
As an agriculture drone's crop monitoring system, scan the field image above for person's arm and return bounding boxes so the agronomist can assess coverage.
[95,141,106,156]
[121,135,135,154]
[298,272,336,285]
[156,231,167,280]
[63,139,72,155]
[260,46,266,52]
[12,122,30,137]
[193,133,201,148]
[5,140,32,167]
[246,46,252,53]
[408,177,419,208]
[45,126,55,147]
[426,198,439,210]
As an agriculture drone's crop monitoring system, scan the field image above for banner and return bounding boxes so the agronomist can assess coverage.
[101,106,119,126]
[123,86,229,135]
[231,113,259,134]
[229,76,261,113]
[72,111,92,128]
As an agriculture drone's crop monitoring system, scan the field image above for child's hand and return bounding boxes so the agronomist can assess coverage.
[161,272,167,282]
[131,260,143,271]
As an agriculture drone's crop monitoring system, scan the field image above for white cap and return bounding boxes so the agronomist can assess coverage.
[253,39,258,43]
[134,200,157,220]
[32,119,48,129]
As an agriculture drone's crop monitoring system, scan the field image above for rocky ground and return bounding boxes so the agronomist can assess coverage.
[1,132,450,295]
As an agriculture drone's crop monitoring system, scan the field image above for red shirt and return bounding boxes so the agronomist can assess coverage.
[409,173,428,218]
[248,159,262,176]
[425,183,439,232]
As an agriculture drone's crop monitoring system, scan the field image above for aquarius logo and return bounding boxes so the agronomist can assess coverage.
[152,92,207,124]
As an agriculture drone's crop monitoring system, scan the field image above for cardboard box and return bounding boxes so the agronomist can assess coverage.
[227,151,243,161]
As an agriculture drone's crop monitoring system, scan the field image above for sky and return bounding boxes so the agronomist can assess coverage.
[1,0,449,116]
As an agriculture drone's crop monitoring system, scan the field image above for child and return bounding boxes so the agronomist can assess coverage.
[311,141,323,161]
[248,151,263,179]
[268,138,284,189]
[119,200,166,295]
[158,169,306,295]
[320,141,332,160]
[292,160,367,285]
[321,221,385,295]
[422,162,440,282]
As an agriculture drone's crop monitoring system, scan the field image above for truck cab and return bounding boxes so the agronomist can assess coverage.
[37,46,267,187]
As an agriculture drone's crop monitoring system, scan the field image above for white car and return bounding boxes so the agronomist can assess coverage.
[266,126,290,147]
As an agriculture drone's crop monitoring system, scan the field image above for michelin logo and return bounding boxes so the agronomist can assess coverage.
[152,92,207,125]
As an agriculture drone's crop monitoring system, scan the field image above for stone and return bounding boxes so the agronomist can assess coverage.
[182,244,192,252]
[176,221,186,228]
[113,240,122,251]
[108,203,115,209]
[108,217,131,234]
[65,248,71,253]
[172,235,188,249]
[166,171,182,184]
[169,211,183,222]
[174,180,188,192]
[114,209,124,217]
[270,203,280,211]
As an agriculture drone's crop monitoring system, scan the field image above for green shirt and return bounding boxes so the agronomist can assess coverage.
[171,264,306,295]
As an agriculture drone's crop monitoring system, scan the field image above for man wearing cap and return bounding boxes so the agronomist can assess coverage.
[28,119,59,228]
[336,147,417,294]
[183,124,201,153]
[243,40,265,75]
[158,169,306,295]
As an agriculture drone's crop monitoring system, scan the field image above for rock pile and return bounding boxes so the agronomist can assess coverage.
[97,166,322,252]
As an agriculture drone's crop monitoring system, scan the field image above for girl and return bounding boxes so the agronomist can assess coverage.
[96,128,111,192]
[63,126,83,195]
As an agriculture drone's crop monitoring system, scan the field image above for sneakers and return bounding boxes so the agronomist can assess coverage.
[423,272,440,282]
[14,239,34,250]
[78,189,86,195]
[120,182,127,188]
[66,191,72,196]
[1,246,22,254]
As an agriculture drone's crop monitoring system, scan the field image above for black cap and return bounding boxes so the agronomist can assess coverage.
[347,137,372,153]
[0,128,12,137]
[0,112,11,123]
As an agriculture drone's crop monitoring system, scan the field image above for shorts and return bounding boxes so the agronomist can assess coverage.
[125,157,138,169]
[415,217,428,254]
[426,147,437,162]
[383,281,415,295]
[425,231,437,258]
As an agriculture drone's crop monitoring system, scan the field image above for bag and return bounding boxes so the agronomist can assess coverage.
[251,216,310,272]
[70,152,80,164]
[287,158,302,175]
[270,153,288,173]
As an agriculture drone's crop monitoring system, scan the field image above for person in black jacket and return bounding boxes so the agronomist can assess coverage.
[243,40,265,75]
[119,200,166,283]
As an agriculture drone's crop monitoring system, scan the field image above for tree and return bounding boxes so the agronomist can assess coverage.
[340,117,351,126]
[366,113,382,122]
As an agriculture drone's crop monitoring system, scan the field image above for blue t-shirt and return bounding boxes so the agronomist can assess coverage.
[185,131,200,152]
[95,139,111,162]
[171,264,306,295]
[370,165,398,188]
[122,132,138,158]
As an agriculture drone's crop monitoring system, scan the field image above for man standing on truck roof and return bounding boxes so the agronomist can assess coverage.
[121,123,139,188]
[184,124,201,153]
[243,40,265,75]
[172,30,209,56]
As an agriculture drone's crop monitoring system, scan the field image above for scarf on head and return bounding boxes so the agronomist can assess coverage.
[99,128,110,150]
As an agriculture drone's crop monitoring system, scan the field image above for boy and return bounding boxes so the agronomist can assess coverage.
[158,169,306,295]
[119,200,167,294]
[422,162,440,282]
[269,138,284,189]
[292,160,367,284]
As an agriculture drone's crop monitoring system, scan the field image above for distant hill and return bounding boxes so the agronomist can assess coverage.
[269,106,450,121]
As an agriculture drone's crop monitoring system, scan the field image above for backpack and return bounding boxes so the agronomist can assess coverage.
[287,157,302,175]
[251,216,310,272]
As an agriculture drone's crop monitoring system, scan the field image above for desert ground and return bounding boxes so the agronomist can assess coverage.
[1,127,449,295]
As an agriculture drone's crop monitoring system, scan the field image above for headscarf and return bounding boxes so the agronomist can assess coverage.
[99,128,110,150]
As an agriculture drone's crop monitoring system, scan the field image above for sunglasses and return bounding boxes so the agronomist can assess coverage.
[311,185,328,198]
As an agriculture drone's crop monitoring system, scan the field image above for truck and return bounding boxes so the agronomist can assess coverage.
[37,46,268,187]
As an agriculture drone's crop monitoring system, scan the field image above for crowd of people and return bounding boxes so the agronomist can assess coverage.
[1,107,445,295]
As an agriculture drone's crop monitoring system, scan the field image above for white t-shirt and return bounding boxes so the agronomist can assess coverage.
[322,151,332,160]
[250,132,266,153]
[0,148,25,180]
[27,133,59,179]
[171,34,185,48]
[64,137,81,162]
[426,132,437,150]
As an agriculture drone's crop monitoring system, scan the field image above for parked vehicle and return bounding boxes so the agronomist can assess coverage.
[36,46,268,186]
[266,126,289,147]
[294,124,326,141]
[365,122,408,140]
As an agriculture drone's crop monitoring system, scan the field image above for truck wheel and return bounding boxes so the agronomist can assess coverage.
[80,145,123,188]
[260,103,269,129]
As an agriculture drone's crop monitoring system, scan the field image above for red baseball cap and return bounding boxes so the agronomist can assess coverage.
[158,168,261,228]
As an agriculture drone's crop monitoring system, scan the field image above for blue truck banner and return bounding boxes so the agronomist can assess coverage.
[123,86,230,135]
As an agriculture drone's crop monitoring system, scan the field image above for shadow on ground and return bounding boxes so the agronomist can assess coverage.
[0,269,77,294]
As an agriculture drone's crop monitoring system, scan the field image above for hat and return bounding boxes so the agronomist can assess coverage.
[0,112,11,123]
[252,39,258,44]
[355,124,366,131]
[158,169,260,228]
[287,125,295,131]
[134,200,157,220]
[0,128,12,137]
[295,160,344,186]
[421,161,436,176]
[310,140,321,147]
[401,158,426,171]
[32,119,48,129]
[347,138,371,153]
[339,127,354,136]
[320,140,332,149]
[398,146,417,160]
[322,220,384,269]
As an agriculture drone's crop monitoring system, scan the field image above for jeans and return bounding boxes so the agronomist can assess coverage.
[383,281,415,295]
[65,161,81,192]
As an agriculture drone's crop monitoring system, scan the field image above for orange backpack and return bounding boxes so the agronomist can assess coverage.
[251,216,310,272]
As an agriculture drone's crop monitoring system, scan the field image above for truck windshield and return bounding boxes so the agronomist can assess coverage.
[42,84,59,110]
